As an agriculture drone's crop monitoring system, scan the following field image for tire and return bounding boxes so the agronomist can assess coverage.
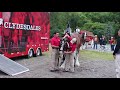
[39,49,42,56]
[28,49,33,58]
[36,48,42,56]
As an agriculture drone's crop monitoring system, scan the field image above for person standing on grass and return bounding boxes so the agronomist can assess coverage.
[113,30,120,78]
[101,36,107,49]
[109,37,116,51]
[99,37,103,49]
[50,32,61,72]
[93,35,98,49]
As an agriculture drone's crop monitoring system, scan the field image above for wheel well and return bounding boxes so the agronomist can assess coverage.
[36,47,40,52]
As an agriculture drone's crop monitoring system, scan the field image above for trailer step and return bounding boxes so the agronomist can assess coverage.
[0,54,29,76]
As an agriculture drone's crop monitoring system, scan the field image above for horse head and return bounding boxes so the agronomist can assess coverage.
[71,32,86,49]
[59,37,71,52]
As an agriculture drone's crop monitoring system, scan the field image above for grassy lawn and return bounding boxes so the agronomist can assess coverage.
[43,44,114,61]
[79,50,114,61]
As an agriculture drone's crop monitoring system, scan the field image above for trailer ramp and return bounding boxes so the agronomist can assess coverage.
[0,54,29,76]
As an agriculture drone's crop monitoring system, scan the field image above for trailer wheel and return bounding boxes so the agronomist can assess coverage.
[28,49,33,58]
[39,49,42,56]
[35,48,42,57]
[36,48,41,56]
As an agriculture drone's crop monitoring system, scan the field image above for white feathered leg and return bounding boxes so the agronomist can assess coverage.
[74,49,80,67]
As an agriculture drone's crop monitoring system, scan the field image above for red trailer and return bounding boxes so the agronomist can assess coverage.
[0,12,50,58]
[80,30,94,42]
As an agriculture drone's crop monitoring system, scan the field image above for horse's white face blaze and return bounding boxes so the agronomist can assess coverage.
[60,40,64,51]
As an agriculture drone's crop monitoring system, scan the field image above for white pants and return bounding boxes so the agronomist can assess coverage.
[115,54,120,78]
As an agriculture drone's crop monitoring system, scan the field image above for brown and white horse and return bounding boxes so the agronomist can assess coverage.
[59,31,86,68]
[71,32,85,66]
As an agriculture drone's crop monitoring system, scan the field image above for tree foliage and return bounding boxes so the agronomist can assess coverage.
[50,12,120,39]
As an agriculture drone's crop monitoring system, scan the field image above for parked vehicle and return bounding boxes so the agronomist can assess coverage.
[0,12,50,58]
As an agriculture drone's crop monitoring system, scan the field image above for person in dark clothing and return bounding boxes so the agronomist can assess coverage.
[102,38,106,45]
[99,36,106,50]
[99,38,103,46]
[113,30,120,78]
[113,31,120,58]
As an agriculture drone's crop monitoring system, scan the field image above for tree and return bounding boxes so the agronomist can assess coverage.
[50,12,120,39]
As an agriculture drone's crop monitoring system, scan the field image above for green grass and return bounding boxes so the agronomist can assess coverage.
[79,50,114,61]
[43,44,114,61]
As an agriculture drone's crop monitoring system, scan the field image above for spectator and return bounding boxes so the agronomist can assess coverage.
[113,30,120,78]
[109,37,116,51]
[102,36,106,45]
[99,36,107,50]
[99,37,103,48]
[93,35,98,49]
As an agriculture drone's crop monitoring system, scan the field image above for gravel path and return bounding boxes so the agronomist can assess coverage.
[0,52,116,78]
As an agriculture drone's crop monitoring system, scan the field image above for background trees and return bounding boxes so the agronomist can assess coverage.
[50,12,120,39]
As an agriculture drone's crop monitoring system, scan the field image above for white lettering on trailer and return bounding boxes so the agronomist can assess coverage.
[20,24,24,29]
[30,25,34,30]
[0,18,41,31]
[16,23,21,29]
[8,22,12,29]
[27,25,31,30]
[4,22,9,28]
[41,37,48,39]
[34,25,40,30]
[23,24,26,30]
[12,23,17,29]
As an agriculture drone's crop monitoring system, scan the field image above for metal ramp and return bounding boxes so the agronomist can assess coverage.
[0,54,29,76]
